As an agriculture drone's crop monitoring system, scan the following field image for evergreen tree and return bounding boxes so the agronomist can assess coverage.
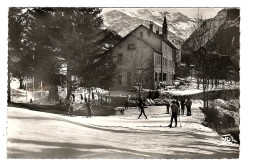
[8,7,121,101]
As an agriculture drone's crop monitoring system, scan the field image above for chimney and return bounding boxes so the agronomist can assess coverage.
[149,21,153,31]
[162,15,168,39]
[156,28,159,34]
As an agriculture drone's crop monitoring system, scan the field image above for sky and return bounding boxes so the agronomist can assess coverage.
[101,8,223,19]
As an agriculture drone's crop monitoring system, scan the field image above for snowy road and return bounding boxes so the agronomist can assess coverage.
[7,102,239,159]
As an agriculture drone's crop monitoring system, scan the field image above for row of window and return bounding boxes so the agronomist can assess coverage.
[154,54,174,67]
[118,72,173,85]
[155,72,167,82]
[154,54,161,66]
[162,41,173,58]
[163,57,167,66]
[118,53,174,67]
[162,42,167,53]
[117,73,151,85]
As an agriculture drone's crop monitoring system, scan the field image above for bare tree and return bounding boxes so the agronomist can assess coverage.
[189,9,216,110]
[129,46,152,99]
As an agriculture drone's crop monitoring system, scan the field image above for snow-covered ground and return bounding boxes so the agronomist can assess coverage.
[11,89,34,103]
[163,89,203,96]
[7,101,239,159]
[160,77,239,96]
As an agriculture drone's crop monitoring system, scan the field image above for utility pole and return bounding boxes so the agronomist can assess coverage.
[27,67,35,103]
[32,52,35,90]
[109,87,110,103]
[138,47,144,101]
[200,47,207,110]
[140,47,143,101]
[41,80,43,99]
[161,53,163,83]
[67,52,72,99]
[7,67,11,103]
[25,78,28,103]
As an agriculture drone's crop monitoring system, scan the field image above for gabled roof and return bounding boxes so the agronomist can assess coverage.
[108,24,144,52]
[130,33,162,54]
[110,24,180,54]
[109,24,162,54]
[137,24,181,50]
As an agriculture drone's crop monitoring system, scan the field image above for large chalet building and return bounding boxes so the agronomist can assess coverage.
[109,16,181,90]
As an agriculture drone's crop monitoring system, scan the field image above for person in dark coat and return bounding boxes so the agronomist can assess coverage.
[180,98,185,116]
[168,100,178,128]
[125,95,130,110]
[138,99,147,119]
[185,97,192,116]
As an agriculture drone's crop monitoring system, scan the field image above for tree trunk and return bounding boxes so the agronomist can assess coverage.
[190,68,193,81]
[19,78,24,89]
[206,80,209,110]
[67,70,72,99]
[7,70,11,103]
[203,78,206,109]
[48,84,58,100]
[67,53,72,99]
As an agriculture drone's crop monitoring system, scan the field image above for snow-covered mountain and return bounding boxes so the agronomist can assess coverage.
[102,9,197,47]
[182,8,240,65]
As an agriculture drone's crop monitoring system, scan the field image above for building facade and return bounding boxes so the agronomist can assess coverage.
[110,16,181,90]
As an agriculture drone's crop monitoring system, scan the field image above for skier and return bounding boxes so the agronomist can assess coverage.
[168,100,178,128]
[125,95,130,110]
[185,97,192,116]
[180,97,185,116]
[138,99,147,119]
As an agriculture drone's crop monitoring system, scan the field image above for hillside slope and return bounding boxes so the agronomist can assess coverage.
[182,8,240,64]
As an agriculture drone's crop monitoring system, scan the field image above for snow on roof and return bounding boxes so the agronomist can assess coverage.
[110,24,181,53]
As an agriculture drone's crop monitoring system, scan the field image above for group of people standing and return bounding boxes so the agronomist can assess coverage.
[138,96,193,128]
[65,94,94,117]
[167,97,192,128]
[65,92,193,127]
[167,97,192,116]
